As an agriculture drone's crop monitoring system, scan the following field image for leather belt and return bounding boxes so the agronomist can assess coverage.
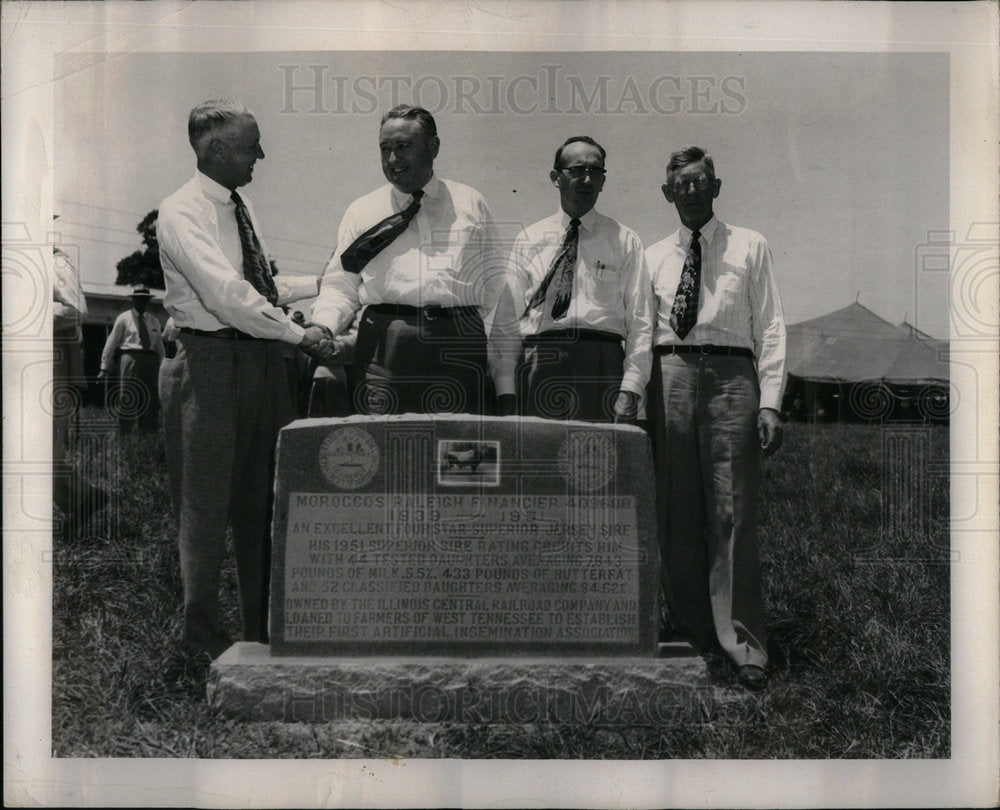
[524,328,623,344]
[119,348,159,355]
[178,327,267,341]
[366,303,480,321]
[655,343,754,360]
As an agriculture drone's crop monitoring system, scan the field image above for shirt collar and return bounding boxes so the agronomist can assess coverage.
[679,214,719,245]
[197,171,236,205]
[559,207,599,233]
[391,174,440,207]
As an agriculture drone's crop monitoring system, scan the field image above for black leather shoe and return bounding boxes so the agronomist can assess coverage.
[737,664,767,689]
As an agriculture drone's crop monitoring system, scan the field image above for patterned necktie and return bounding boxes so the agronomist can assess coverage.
[340,190,424,274]
[231,191,279,305]
[524,218,581,320]
[133,310,150,349]
[668,229,702,340]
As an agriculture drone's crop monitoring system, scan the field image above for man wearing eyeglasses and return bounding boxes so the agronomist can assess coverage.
[311,105,504,415]
[646,146,786,689]
[492,136,653,423]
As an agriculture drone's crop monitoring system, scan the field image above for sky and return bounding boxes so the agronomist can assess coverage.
[55,50,950,336]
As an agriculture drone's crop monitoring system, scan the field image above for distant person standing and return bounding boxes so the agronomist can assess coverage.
[157,99,328,660]
[491,136,653,422]
[646,146,786,689]
[311,104,504,415]
[98,286,165,433]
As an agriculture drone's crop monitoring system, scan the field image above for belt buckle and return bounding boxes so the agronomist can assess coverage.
[422,305,442,321]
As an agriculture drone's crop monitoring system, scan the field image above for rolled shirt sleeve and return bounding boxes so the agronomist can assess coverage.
[275,275,321,307]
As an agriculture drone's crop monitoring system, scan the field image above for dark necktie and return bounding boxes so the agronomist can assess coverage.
[340,190,424,274]
[231,191,279,305]
[524,218,581,320]
[668,229,702,340]
[133,310,150,349]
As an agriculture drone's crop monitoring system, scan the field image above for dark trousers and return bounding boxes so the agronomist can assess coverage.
[647,353,767,668]
[518,329,625,423]
[353,306,491,415]
[159,334,293,657]
[116,351,160,432]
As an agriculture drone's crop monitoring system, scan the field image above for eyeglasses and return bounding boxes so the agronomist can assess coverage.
[559,165,607,180]
[669,176,712,193]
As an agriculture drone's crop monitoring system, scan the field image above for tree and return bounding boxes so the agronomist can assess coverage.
[114,210,163,289]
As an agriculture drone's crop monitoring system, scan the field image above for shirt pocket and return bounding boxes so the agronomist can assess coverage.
[716,264,747,303]
[583,263,620,307]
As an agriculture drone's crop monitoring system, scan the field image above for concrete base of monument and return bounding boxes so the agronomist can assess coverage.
[208,642,732,724]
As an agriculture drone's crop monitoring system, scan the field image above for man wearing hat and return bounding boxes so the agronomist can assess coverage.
[99,286,166,432]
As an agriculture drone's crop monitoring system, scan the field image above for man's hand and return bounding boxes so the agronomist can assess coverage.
[612,390,638,425]
[299,326,334,360]
[757,407,784,456]
[496,393,517,417]
[297,320,341,363]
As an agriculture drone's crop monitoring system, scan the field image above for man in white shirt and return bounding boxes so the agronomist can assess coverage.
[98,287,165,432]
[646,146,786,689]
[491,136,653,422]
[311,105,503,415]
[157,99,327,660]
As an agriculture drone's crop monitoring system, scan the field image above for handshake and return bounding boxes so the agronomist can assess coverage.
[294,312,340,365]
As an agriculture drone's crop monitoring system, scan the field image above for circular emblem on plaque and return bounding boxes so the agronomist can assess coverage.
[319,427,380,489]
[559,431,616,492]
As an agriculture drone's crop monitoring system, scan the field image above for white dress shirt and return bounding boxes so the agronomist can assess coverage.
[100,308,165,370]
[157,172,305,343]
[491,208,654,397]
[311,175,504,337]
[646,215,787,411]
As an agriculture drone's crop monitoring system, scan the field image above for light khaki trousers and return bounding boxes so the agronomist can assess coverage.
[649,353,768,669]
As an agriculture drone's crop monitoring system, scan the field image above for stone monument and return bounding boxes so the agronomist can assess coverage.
[209,414,718,723]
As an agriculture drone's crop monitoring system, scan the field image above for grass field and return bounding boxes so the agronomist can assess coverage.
[52,410,950,758]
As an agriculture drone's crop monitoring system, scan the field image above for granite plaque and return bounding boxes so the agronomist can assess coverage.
[270,414,659,656]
